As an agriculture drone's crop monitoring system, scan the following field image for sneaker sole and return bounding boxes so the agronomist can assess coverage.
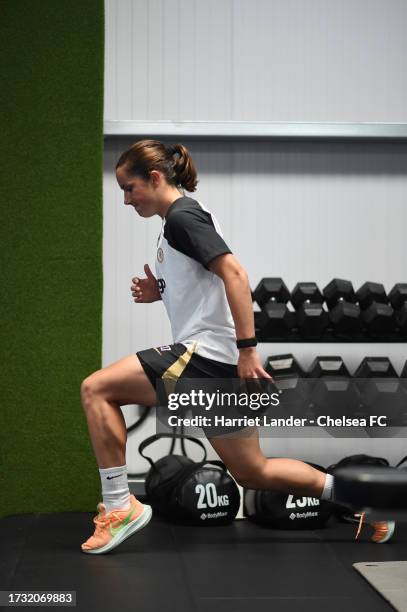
[82,504,153,555]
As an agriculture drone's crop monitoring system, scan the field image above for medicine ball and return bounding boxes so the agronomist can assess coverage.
[326,453,390,523]
[175,461,240,525]
[244,461,336,529]
[139,433,240,525]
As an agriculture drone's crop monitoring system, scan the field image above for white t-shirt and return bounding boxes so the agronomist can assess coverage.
[155,196,239,365]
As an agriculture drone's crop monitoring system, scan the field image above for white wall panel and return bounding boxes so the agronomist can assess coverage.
[105,0,407,122]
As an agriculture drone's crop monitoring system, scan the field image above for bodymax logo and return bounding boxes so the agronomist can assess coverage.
[157,278,166,294]
[289,511,319,520]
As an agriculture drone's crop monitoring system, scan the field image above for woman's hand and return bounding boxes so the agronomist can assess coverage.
[237,347,273,379]
[131,264,161,303]
[237,348,275,402]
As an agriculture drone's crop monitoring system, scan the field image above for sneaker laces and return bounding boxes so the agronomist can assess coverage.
[93,508,126,532]
[354,512,366,539]
[92,514,110,536]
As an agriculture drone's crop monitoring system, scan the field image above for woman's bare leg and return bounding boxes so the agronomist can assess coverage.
[209,427,326,497]
[80,355,157,468]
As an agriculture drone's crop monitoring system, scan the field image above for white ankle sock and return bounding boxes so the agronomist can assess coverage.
[99,464,131,513]
[320,473,335,501]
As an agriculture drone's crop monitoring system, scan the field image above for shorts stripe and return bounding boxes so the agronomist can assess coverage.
[162,342,197,396]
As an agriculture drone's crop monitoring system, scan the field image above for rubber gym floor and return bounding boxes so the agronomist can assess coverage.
[1,512,406,611]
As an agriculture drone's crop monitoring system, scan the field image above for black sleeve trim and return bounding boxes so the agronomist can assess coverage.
[203,250,233,270]
[164,208,232,269]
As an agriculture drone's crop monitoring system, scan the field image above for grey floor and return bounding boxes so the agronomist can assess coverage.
[1,512,407,612]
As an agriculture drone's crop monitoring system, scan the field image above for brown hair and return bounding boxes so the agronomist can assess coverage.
[116,139,199,192]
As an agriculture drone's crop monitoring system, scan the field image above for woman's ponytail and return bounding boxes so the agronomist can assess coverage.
[171,143,198,192]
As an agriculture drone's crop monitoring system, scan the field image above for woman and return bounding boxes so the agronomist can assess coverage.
[80,140,393,553]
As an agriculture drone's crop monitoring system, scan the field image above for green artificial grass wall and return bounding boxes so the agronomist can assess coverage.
[0,0,104,517]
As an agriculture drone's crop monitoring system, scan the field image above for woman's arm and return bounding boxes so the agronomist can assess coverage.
[208,253,271,379]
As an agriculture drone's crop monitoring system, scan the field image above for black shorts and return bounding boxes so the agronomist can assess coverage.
[136,342,253,438]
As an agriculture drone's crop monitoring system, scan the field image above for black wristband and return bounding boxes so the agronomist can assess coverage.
[236,337,258,349]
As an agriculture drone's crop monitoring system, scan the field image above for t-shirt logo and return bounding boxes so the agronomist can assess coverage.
[157,278,166,294]
[157,247,164,262]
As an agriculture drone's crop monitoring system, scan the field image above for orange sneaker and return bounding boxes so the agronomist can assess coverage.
[81,494,152,554]
[354,512,396,543]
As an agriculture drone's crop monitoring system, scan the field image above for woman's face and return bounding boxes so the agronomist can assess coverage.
[116,165,158,218]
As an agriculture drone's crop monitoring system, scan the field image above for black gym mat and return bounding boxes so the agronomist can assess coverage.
[1,514,406,612]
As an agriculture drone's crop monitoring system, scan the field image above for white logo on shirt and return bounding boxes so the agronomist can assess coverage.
[157,247,164,262]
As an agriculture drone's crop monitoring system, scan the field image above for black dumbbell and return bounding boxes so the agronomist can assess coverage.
[356,282,397,337]
[253,278,295,338]
[308,356,350,378]
[354,357,407,432]
[291,282,329,338]
[307,357,363,427]
[388,283,407,337]
[354,356,397,378]
[264,353,308,419]
[323,278,362,337]
[253,277,290,307]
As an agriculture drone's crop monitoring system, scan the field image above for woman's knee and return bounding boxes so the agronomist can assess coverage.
[80,373,103,408]
[79,355,157,407]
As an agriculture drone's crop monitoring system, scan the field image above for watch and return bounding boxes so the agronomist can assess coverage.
[236,337,258,349]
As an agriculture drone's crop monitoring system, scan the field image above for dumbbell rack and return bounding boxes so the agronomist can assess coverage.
[253,279,407,343]
[254,328,407,343]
